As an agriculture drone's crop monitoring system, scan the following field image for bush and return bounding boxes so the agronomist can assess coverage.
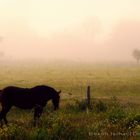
[125,114,140,130]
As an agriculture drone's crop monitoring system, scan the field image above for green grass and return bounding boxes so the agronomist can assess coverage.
[0,98,140,140]
[0,61,140,139]
[0,62,140,99]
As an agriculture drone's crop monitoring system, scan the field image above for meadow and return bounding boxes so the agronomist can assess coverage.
[0,61,140,140]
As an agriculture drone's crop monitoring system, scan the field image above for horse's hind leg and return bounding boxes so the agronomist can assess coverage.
[0,117,3,128]
[0,115,7,127]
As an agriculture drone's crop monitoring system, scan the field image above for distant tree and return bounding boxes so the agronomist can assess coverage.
[133,49,140,64]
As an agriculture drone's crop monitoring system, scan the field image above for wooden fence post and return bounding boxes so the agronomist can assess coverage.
[86,86,91,109]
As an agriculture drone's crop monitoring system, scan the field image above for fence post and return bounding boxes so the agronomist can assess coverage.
[86,86,91,109]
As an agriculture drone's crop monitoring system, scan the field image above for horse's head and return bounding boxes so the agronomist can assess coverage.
[52,90,61,110]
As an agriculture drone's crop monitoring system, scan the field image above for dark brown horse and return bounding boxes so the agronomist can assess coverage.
[0,85,61,126]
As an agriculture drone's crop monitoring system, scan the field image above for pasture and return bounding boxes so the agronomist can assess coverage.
[0,61,140,140]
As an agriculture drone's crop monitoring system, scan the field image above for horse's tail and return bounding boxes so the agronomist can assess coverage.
[0,90,3,103]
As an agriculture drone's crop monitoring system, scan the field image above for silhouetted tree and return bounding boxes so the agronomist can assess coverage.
[133,49,140,64]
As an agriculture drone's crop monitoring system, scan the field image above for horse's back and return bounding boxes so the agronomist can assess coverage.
[2,86,35,108]
[31,85,56,92]
[0,85,59,109]
[3,86,29,93]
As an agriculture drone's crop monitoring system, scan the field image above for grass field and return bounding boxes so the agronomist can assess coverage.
[0,61,140,140]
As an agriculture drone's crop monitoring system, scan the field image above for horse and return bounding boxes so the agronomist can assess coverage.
[0,85,61,126]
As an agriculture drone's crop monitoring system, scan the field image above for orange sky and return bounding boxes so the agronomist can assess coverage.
[0,0,140,61]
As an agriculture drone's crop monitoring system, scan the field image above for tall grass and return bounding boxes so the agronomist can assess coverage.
[0,62,140,139]
[0,97,140,139]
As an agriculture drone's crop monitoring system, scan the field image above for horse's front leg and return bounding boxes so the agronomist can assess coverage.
[33,104,43,126]
[0,112,3,128]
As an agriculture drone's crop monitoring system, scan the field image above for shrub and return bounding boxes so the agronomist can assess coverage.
[125,114,140,130]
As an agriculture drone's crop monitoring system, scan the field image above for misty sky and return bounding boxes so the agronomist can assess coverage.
[0,0,140,61]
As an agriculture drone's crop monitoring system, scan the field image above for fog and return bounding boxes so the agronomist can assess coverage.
[0,0,140,62]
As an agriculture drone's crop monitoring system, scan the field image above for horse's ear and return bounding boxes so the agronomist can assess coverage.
[57,90,61,94]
